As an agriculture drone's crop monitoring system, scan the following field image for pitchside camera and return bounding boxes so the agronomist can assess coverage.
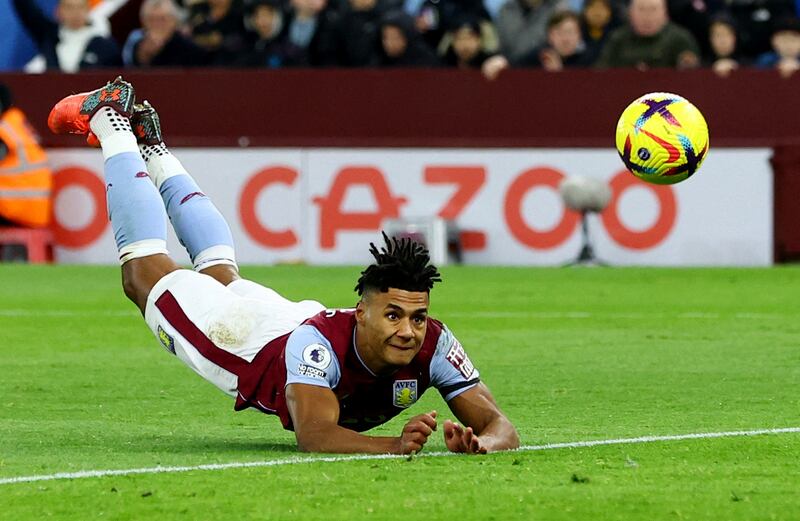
[559,176,612,266]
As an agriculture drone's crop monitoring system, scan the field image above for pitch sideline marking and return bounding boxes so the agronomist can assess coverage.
[0,309,790,320]
[1,427,798,486]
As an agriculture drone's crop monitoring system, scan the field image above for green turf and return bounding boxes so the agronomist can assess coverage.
[1,265,799,520]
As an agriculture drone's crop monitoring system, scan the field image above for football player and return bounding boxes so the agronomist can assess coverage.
[48,77,519,454]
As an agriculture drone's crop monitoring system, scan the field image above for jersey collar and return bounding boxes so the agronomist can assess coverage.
[352,327,378,377]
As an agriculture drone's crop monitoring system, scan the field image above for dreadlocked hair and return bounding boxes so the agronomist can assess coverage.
[354,232,442,296]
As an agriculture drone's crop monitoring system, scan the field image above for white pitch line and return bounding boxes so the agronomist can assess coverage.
[444,311,789,320]
[0,309,136,317]
[1,427,797,486]
[0,309,789,320]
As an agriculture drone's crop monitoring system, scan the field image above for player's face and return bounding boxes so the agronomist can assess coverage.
[355,288,429,374]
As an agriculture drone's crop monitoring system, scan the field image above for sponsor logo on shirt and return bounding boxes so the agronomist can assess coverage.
[302,344,332,370]
[445,340,474,379]
[393,379,418,408]
[157,325,175,354]
[297,364,327,379]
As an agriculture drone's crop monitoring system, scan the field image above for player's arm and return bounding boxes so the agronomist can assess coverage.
[430,326,519,453]
[285,383,437,454]
[444,382,519,454]
[283,325,436,454]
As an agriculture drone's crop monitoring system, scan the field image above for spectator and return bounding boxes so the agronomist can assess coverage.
[238,0,286,67]
[484,0,508,19]
[413,0,492,50]
[331,0,388,66]
[190,0,248,65]
[0,84,52,230]
[667,0,719,56]
[724,0,797,59]
[441,16,494,69]
[704,12,743,76]
[525,9,593,69]
[595,0,701,69]
[483,9,592,78]
[280,0,340,66]
[755,17,800,77]
[580,0,619,64]
[11,0,121,72]
[379,10,439,66]
[495,0,569,63]
[123,0,209,67]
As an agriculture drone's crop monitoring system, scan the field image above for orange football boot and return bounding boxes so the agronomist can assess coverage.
[48,76,135,146]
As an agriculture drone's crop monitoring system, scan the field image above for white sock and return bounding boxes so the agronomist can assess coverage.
[193,245,238,272]
[89,107,139,161]
[118,239,170,266]
[139,144,189,189]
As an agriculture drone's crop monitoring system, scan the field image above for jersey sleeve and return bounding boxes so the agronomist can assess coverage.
[429,325,481,401]
[284,325,341,389]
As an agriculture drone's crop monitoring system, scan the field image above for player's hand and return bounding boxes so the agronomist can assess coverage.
[398,410,437,454]
[443,419,487,454]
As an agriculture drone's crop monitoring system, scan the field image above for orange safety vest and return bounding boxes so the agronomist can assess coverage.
[0,107,52,228]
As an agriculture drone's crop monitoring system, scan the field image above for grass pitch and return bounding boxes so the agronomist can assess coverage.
[1,265,799,520]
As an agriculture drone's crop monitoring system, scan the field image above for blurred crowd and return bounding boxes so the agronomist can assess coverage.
[10,0,800,77]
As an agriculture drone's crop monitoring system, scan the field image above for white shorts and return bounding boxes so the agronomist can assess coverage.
[144,270,325,397]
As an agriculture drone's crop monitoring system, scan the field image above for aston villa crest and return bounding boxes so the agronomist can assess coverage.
[393,379,418,408]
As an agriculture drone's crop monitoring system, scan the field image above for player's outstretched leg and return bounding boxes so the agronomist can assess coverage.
[131,101,240,286]
[48,77,178,312]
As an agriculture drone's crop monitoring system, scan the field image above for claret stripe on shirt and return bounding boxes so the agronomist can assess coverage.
[155,291,250,377]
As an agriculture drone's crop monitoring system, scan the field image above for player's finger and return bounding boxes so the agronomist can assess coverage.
[427,410,438,429]
[416,412,438,430]
[409,431,429,446]
[443,421,456,441]
[471,437,482,453]
[463,426,482,453]
[408,420,433,437]
[466,430,482,454]
[464,426,474,442]
[462,426,475,450]
[411,430,428,443]
[404,441,423,454]
[453,423,469,451]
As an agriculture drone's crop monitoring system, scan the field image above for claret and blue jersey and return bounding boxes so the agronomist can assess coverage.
[234,308,480,432]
